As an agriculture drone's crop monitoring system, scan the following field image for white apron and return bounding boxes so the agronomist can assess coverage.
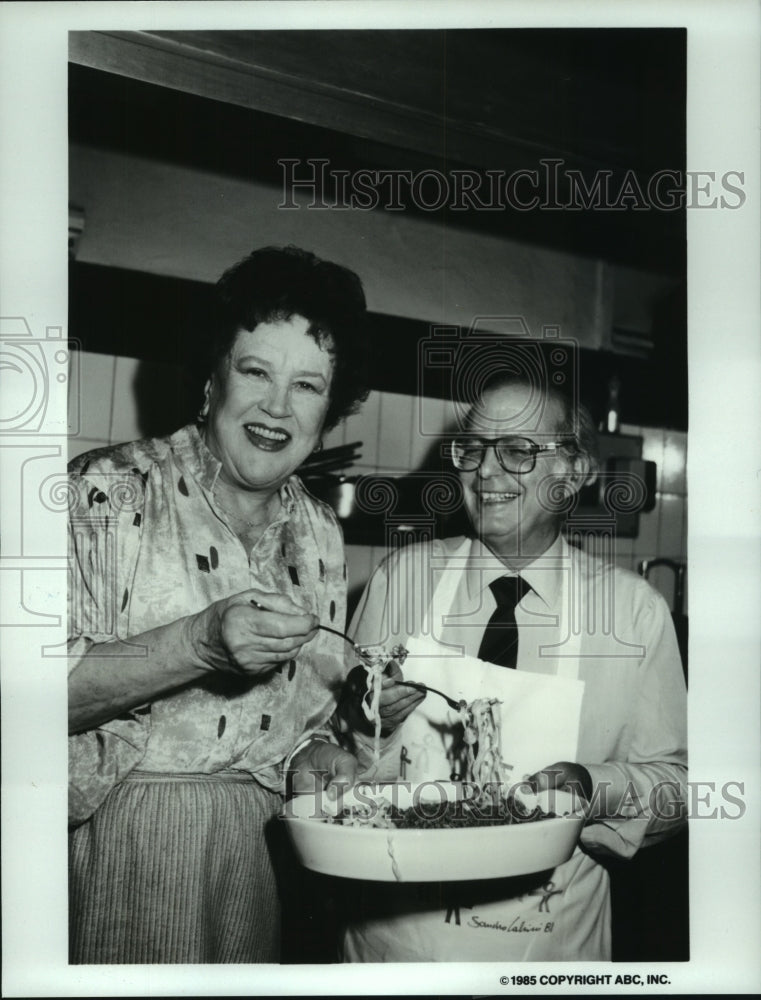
[343,539,610,962]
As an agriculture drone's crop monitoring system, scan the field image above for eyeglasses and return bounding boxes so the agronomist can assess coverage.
[450,436,575,475]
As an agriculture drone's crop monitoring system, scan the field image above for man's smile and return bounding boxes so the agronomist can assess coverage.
[475,489,520,504]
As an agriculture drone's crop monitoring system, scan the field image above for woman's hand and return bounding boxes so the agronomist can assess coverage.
[288,739,359,803]
[189,587,319,676]
[68,588,318,734]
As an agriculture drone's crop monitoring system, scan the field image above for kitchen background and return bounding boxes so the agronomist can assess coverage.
[67,29,688,621]
[67,349,687,617]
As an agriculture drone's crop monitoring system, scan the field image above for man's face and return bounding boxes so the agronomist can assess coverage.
[458,383,578,562]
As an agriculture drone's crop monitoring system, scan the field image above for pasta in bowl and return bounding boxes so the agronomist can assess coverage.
[282,780,585,882]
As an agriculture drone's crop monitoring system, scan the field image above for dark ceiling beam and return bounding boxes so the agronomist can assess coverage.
[68,30,455,166]
[68,29,679,178]
[68,57,686,277]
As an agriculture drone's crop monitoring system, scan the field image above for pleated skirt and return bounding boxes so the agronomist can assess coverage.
[69,771,282,964]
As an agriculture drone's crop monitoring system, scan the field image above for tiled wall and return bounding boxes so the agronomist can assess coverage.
[616,421,688,614]
[69,351,688,616]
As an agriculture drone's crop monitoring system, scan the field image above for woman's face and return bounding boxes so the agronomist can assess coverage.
[203,315,334,493]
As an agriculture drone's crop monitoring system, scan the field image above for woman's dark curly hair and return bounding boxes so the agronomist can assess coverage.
[208,245,370,432]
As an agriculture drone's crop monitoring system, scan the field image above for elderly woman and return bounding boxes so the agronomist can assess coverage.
[68,245,372,964]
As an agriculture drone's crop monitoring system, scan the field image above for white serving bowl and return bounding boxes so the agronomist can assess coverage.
[282,782,584,882]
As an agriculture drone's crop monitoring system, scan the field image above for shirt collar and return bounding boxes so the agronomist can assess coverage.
[465,533,568,609]
[169,423,298,514]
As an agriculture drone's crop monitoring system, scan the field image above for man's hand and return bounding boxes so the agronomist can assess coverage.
[377,660,426,733]
[341,661,425,736]
[529,760,593,801]
[288,739,359,804]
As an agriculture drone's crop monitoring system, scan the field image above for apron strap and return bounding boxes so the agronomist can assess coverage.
[420,537,473,636]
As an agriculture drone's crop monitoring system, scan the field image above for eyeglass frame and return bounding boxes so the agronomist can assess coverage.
[449,434,579,475]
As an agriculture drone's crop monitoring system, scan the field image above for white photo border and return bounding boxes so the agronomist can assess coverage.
[1,1,759,996]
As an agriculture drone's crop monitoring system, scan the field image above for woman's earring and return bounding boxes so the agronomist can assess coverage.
[197,387,210,424]
[313,439,324,453]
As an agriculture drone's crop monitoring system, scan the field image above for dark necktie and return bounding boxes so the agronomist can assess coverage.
[477,575,531,669]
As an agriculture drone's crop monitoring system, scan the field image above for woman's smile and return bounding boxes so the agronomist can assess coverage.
[243,421,292,451]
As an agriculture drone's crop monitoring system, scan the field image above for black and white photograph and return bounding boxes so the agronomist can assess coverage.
[1,2,759,996]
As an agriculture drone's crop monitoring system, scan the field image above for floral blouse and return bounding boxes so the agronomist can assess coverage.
[68,424,347,825]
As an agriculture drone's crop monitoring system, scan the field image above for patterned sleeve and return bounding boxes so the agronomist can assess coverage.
[252,491,352,792]
[67,464,152,827]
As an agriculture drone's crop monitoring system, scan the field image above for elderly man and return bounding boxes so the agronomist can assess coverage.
[339,371,687,962]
